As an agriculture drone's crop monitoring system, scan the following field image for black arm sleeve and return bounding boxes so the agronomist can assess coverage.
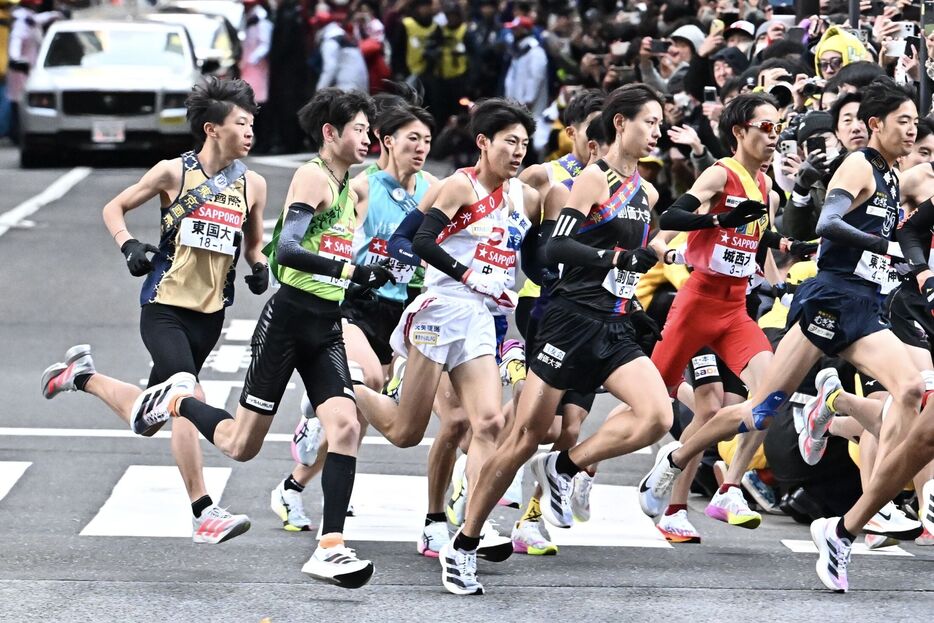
[387,208,424,266]
[657,194,716,231]
[276,202,345,278]
[816,189,888,255]
[896,197,934,273]
[412,207,471,282]
[519,223,542,286]
[545,208,615,269]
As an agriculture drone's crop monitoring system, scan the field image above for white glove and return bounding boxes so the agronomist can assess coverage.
[463,269,508,299]
[886,241,903,259]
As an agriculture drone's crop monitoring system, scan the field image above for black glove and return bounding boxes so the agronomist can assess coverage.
[616,247,658,273]
[789,239,818,259]
[796,160,825,189]
[719,200,768,229]
[244,261,269,294]
[350,262,397,290]
[120,239,158,277]
[922,276,934,315]
[628,300,663,341]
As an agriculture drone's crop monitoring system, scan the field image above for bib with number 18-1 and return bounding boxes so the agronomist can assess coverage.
[179,203,244,256]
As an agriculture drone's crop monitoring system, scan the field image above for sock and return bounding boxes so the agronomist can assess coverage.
[178,397,233,444]
[554,450,582,478]
[425,512,446,526]
[320,532,344,549]
[453,531,480,552]
[667,453,681,470]
[191,495,212,518]
[321,452,356,535]
[835,518,856,543]
[284,475,304,493]
[520,497,542,523]
[665,503,687,516]
[826,388,842,413]
[74,373,93,392]
[718,483,738,495]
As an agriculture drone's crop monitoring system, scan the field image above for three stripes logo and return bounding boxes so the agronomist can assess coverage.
[324,552,355,565]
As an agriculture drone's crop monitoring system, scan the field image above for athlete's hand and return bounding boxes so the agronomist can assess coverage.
[719,200,768,229]
[628,299,662,341]
[789,240,818,259]
[922,276,934,315]
[244,262,269,294]
[350,262,397,289]
[462,269,509,299]
[616,247,658,273]
[120,239,159,277]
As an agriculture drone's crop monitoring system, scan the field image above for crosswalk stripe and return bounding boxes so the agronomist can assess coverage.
[781,539,913,557]
[81,465,231,538]
[221,319,257,341]
[0,462,31,503]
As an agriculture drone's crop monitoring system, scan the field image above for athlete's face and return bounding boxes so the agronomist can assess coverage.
[735,103,779,163]
[385,119,432,174]
[836,102,868,151]
[617,100,663,158]
[480,123,529,178]
[901,133,934,169]
[329,111,371,164]
[870,100,918,159]
[206,105,254,158]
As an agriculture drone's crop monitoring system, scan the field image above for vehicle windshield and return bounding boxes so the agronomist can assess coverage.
[152,15,232,57]
[44,29,190,69]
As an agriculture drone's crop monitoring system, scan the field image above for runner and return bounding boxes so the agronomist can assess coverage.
[129,88,390,589]
[40,77,265,545]
[439,84,670,595]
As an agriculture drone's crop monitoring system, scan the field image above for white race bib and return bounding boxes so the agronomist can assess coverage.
[710,243,756,277]
[178,203,243,256]
[471,242,516,282]
[314,234,353,288]
[365,237,416,284]
[854,250,900,295]
[602,267,640,299]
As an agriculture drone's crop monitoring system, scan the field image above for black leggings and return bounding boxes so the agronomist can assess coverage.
[139,303,225,387]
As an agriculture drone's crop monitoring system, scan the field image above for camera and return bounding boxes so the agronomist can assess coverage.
[801,78,824,99]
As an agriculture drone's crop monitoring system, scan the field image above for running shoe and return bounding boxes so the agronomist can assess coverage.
[192,505,251,544]
[915,527,934,546]
[291,404,324,467]
[741,470,779,514]
[270,480,312,532]
[511,519,558,555]
[129,371,196,435]
[384,356,406,404]
[346,504,355,517]
[864,533,898,550]
[797,427,828,466]
[638,441,683,519]
[863,500,922,540]
[302,543,374,589]
[439,534,484,596]
[570,471,594,523]
[810,517,851,593]
[529,452,574,528]
[477,520,513,562]
[446,454,468,526]
[418,520,449,558]
[921,479,934,537]
[656,509,701,544]
[498,464,523,509]
[804,367,841,439]
[498,339,526,387]
[41,344,96,399]
[705,486,762,529]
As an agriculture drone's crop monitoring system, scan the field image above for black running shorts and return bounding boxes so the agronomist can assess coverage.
[139,303,224,387]
[529,296,645,394]
[884,284,934,352]
[240,284,355,416]
[341,290,405,365]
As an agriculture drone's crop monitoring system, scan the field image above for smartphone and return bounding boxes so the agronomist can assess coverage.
[704,86,718,103]
[779,140,798,156]
[650,39,670,54]
[861,0,884,16]
[710,18,724,37]
[613,67,637,83]
[805,135,826,156]
[896,21,917,40]
[907,35,921,57]
[610,40,629,57]
[903,4,921,21]
[719,11,740,24]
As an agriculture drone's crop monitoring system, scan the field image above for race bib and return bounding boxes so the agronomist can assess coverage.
[746,270,765,294]
[314,234,353,288]
[365,237,416,284]
[178,203,243,256]
[854,250,900,295]
[471,242,515,279]
[602,267,640,299]
[710,243,756,277]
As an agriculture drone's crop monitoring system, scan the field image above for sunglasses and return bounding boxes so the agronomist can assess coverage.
[819,57,844,72]
[744,120,784,135]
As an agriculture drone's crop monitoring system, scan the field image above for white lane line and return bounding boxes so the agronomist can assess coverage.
[81,465,230,538]
[781,539,913,557]
[220,319,256,341]
[549,484,671,548]
[0,462,31,503]
[0,167,92,237]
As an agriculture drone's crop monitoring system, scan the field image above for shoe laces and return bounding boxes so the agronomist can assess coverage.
[574,475,592,506]
[204,506,233,520]
[454,547,478,577]
[652,466,678,496]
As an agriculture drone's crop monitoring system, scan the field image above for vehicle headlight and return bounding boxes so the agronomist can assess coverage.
[163,92,188,109]
[27,92,55,109]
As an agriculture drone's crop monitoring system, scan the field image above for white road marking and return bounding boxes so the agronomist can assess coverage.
[0,167,91,238]
[549,484,671,548]
[220,319,256,341]
[81,465,231,538]
[781,539,913,557]
[0,462,31,503]
[204,344,251,373]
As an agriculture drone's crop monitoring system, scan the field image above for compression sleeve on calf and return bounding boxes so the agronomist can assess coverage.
[545,208,616,269]
[412,207,471,282]
[896,197,934,274]
[387,209,424,266]
[519,223,542,286]
[816,189,888,255]
[276,202,346,278]
[657,194,715,231]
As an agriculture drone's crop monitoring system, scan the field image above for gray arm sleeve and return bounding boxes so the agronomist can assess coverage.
[276,202,345,278]
[815,189,888,255]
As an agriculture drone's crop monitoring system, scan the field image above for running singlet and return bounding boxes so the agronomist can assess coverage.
[422,167,531,304]
[142,151,248,313]
[352,170,428,302]
[550,159,651,315]
[547,153,583,190]
[817,147,901,293]
[684,158,769,283]
[274,157,356,302]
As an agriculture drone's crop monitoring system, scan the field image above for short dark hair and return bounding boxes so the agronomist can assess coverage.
[601,83,664,140]
[297,88,376,147]
[825,61,885,93]
[718,92,779,153]
[857,77,916,130]
[185,76,257,141]
[562,88,606,127]
[378,103,435,142]
[830,91,861,130]
[469,98,535,141]
[585,114,608,146]
[918,117,934,142]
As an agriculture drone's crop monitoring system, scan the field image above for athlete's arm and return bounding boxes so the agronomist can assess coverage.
[386,179,443,264]
[518,183,543,285]
[896,195,934,279]
[102,159,178,248]
[241,170,268,264]
[350,172,370,229]
[518,163,550,202]
[817,154,891,254]
[659,165,764,230]
[411,175,475,281]
[536,183,570,272]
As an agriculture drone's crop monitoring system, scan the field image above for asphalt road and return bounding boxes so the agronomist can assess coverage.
[0,143,932,622]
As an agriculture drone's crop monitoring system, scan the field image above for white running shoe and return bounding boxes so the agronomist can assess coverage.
[656,509,701,544]
[863,500,922,540]
[41,344,96,399]
[511,519,558,555]
[384,356,406,404]
[811,517,851,592]
[797,427,828,466]
[418,521,450,558]
[291,405,324,467]
[192,505,251,544]
[805,368,841,438]
[129,372,196,435]
[476,520,513,562]
[570,471,593,523]
[921,479,934,537]
[498,464,523,509]
[439,535,484,596]
[529,452,574,528]
[302,543,374,589]
[864,533,898,550]
[705,486,762,529]
[638,441,683,519]
[446,454,468,526]
[270,480,312,532]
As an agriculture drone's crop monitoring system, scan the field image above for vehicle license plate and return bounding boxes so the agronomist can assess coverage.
[92,120,126,143]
